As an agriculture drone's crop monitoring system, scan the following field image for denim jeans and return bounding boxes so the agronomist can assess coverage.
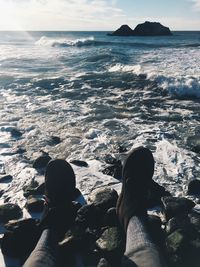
[23,217,167,267]
[122,216,167,267]
[23,229,59,267]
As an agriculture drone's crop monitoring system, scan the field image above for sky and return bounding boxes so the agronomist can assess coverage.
[0,0,200,31]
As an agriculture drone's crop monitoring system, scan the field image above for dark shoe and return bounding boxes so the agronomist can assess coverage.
[116,147,154,231]
[45,159,76,207]
[39,159,78,239]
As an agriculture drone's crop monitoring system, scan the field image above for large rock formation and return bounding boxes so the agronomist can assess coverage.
[108,24,134,36]
[133,21,172,36]
[109,21,172,36]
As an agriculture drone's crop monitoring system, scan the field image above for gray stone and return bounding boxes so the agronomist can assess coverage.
[187,179,200,195]
[59,224,86,252]
[166,215,192,235]
[96,227,124,256]
[189,211,200,233]
[109,25,134,36]
[33,154,51,169]
[70,160,88,167]
[133,21,172,36]
[26,196,44,212]
[0,175,13,183]
[88,188,118,211]
[187,135,200,153]
[97,258,111,267]
[166,229,186,254]
[0,203,22,223]
[11,128,22,137]
[161,196,195,220]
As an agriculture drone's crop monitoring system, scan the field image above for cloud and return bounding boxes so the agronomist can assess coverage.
[0,0,125,30]
[191,0,200,10]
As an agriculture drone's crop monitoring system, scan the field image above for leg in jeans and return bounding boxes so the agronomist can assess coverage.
[23,229,59,267]
[123,216,166,267]
[116,147,167,267]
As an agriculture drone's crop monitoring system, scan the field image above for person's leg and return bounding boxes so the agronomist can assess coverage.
[23,159,77,267]
[117,147,167,267]
[23,229,59,267]
[123,216,166,267]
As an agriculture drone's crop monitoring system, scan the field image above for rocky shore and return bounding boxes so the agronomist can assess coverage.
[1,155,200,267]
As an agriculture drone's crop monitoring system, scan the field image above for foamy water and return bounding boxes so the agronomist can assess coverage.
[0,31,200,244]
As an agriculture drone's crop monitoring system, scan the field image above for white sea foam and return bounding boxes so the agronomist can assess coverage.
[35,36,95,47]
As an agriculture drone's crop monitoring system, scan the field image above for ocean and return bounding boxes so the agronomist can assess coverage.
[0,30,200,213]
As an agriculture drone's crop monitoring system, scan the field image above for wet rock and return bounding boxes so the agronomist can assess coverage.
[11,128,22,137]
[166,229,187,253]
[2,218,40,258]
[50,136,61,145]
[0,203,22,223]
[109,25,134,36]
[148,215,165,246]
[88,188,118,211]
[97,258,111,267]
[96,227,124,257]
[76,204,104,228]
[161,196,195,220]
[187,179,200,195]
[133,21,172,36]
[104,208,119,227]
[0,190,4,198]
[26,196,44,212]
[33,154,51,169]
[59,224,86,251]
[147,180,171,208]
[189,211,200,233]
[23,182,45,198]
[104,155,119,165]
[166,215,192,235]
[187,135,200,153]
[4,218,37,231]
[102,160,122,180]
[70,160,88,167]
[0,175,13,183]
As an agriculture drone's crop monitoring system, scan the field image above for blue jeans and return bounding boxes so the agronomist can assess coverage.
[23,217,167,267]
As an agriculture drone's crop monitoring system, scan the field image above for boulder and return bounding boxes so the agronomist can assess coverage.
[26,196,44,212]
[133,21,172,36]
[189,211,200,233]
[109,22,172,37]
[0,175,13,183]
[104,208,119,227]
[147,180,171,208]
[10,128,22,137]
[2,218,40,258]
[50,136,61,145]
[97,258,111,267]
[23,182,45,198]
[166,215,192,235]
[96,227,124,258]
[33,154,51,169]
[70,160,89,167]
[109,25,134,36]
[0,203,22,223]
[187,179,200,195]
[76,204,105,228]
[187,135,200,153]
[88,188,118,211]
[102,160,122,180]
[161,196,195,220]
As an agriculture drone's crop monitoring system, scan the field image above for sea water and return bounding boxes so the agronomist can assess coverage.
[0,30,200,212]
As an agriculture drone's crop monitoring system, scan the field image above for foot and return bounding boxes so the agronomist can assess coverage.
[44,159,76,207]
[39,159,77,239]
[116,147,154,231]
